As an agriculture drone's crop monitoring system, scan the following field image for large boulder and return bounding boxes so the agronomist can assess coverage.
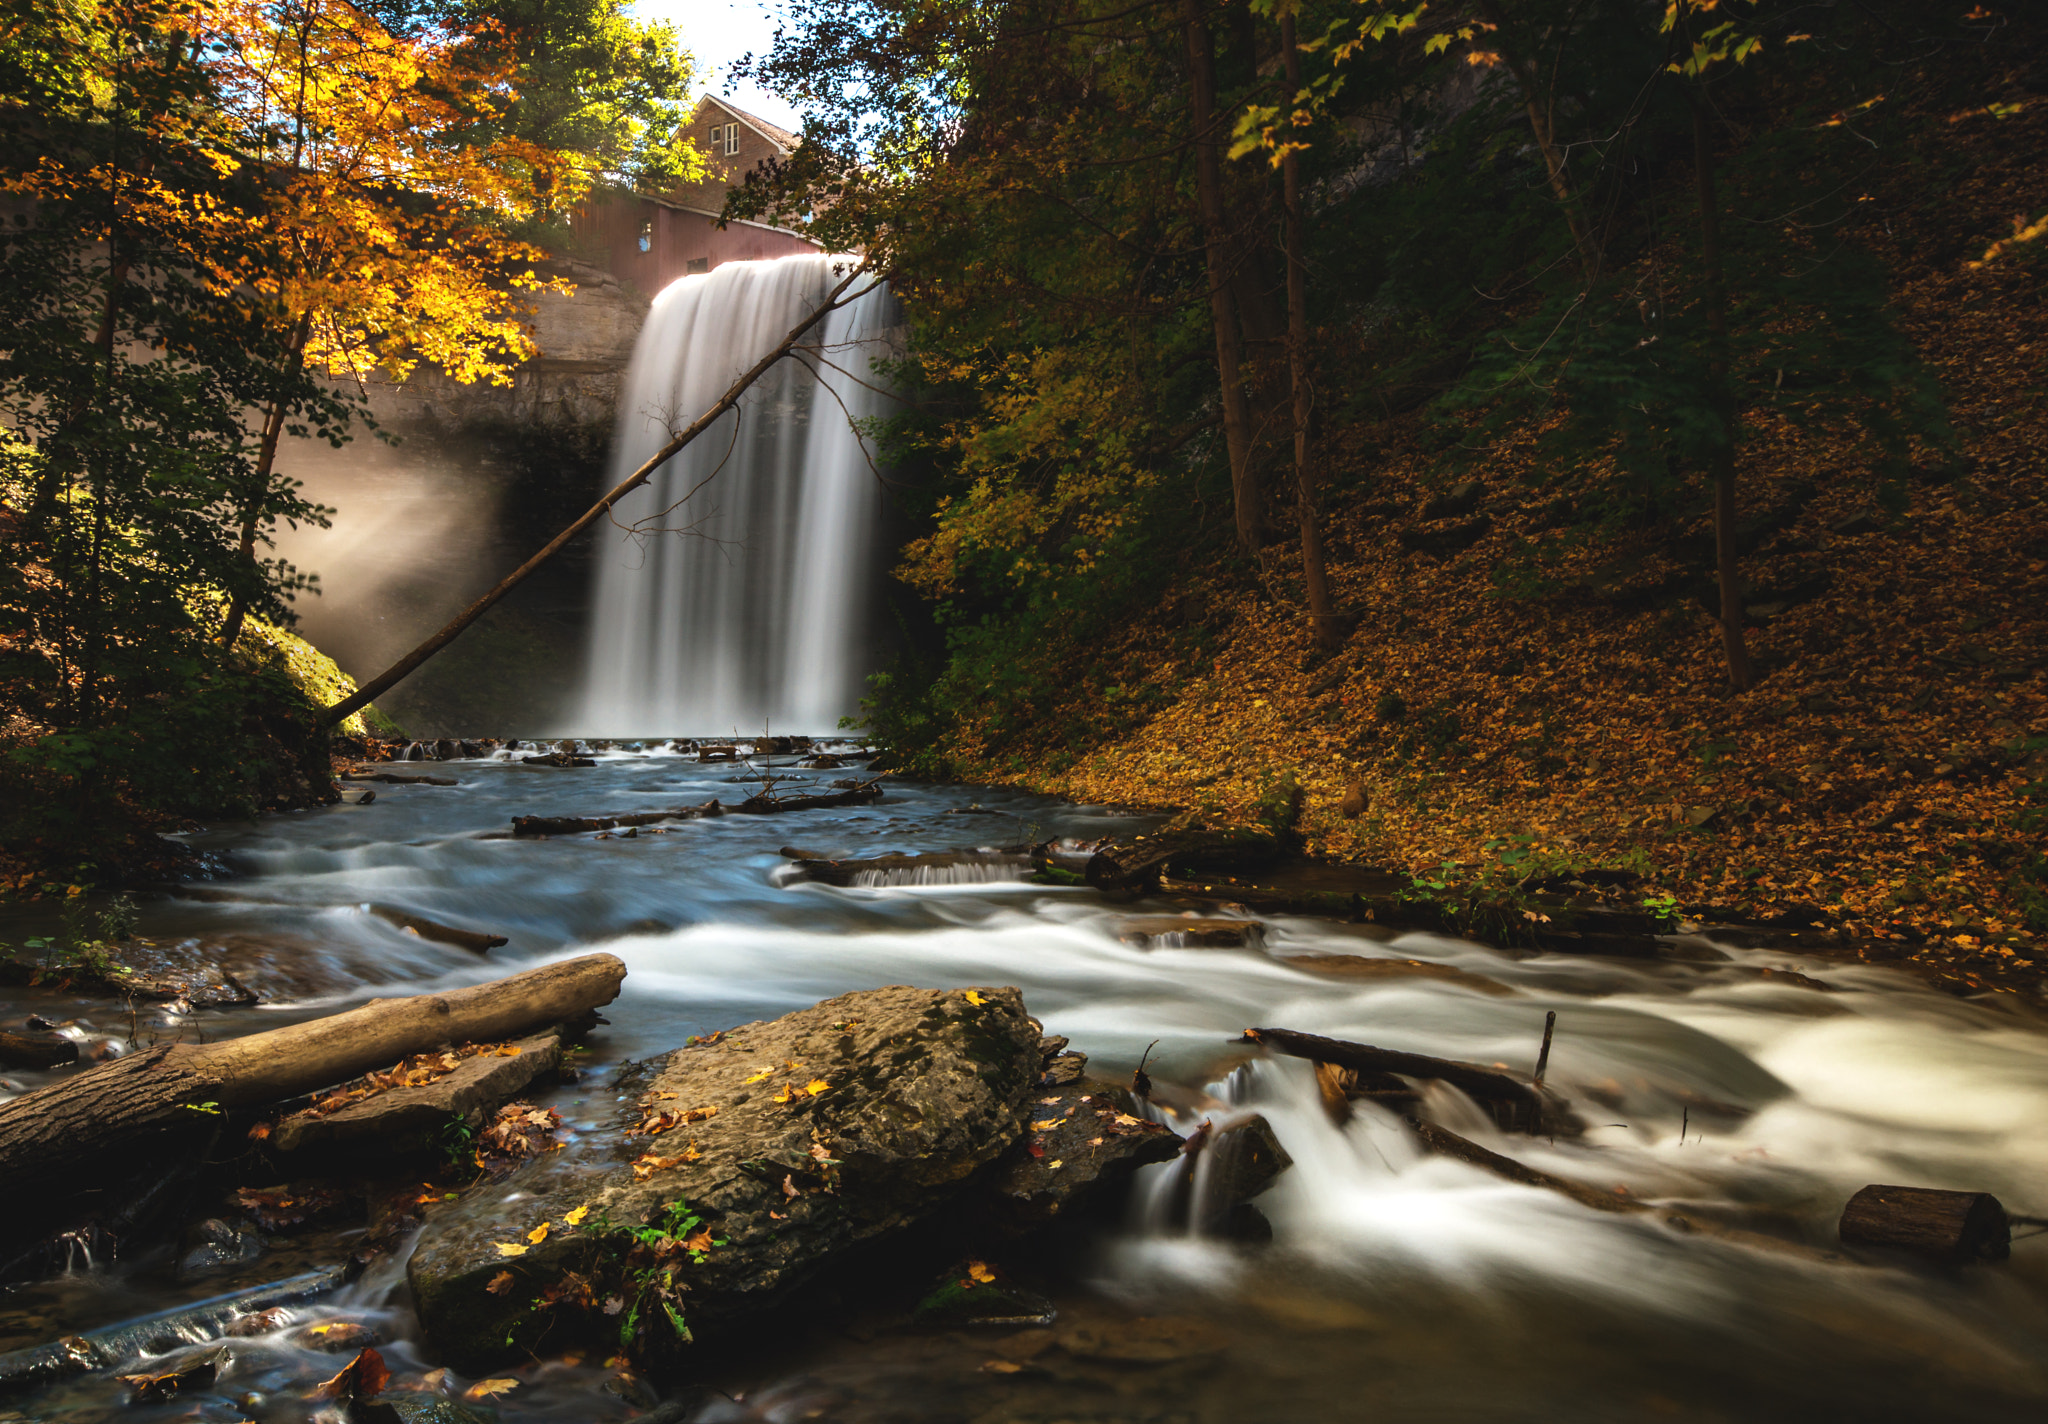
[407,986,1042,1372]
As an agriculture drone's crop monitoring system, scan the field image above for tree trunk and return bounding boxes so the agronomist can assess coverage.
[1238,1025,1576,1135]
[1281,16,1340,651]
[219,311,314,650]
[1181,0,1263,554]
[1473,0,1598,280]
[0,953,626,1197]
[1692,93,1754,691]
[322,266,879,727]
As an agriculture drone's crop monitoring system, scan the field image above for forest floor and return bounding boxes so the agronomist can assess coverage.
[943,87,2048,998]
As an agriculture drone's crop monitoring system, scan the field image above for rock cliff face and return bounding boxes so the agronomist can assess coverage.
[406,985,1044,1373]
[354,257,650,431]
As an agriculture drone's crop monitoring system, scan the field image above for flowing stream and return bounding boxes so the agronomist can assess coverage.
[3,752,2048,1421]
[578,257,900,737]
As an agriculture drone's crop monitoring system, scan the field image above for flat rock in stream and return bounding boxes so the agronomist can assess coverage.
[977,1077,1181,1234]
[1116,917,1265,950]
[271,1031,562,1158]
[1278,954,1515,996]
[407,986,1042,1373]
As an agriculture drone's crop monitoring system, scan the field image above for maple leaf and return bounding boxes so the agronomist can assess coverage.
[527,1222,550,1245]
[1030,1119,1064,1132]
[463,1379,519,1401]
[563,1205,590,1227]
[804,1079,830,1096]
[782,1174,800,1199]
[743,1067,773,1084]
[681,1227,715,1255]
[485,1271,515,1295]
[494,1242,528,1258]
[603,1295,625,1315]
[964,990,986,1005]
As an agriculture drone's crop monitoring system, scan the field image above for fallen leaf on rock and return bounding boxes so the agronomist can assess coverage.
[119,1346,226,1403]
[486,1272,514,1296]
[314,1346,390,1401]
[493,1243,528,1258]
[782,1174,800,1199]
[805,1078,830,1096]
[966,1260,996,1284]
[965,990,986,1006]
[563,1205,589,1226]
[463,1378,519,1401]
[527,1222,550,1245]
[982,1359,1024,1374]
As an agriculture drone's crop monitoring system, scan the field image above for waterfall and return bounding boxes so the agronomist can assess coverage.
[578,255,898,735]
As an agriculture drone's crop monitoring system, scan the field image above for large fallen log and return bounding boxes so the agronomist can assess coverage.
[1238,1026,1578,1135]
[0,954,626,1203]
[366,906,508,954]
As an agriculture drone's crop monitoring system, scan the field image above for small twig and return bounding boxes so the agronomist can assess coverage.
[1533,1010,1557,1087]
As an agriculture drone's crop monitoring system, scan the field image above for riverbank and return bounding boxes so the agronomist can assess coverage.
[908,85,2048,992]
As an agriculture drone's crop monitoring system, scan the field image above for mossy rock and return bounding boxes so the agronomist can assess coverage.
[237,618,402,739]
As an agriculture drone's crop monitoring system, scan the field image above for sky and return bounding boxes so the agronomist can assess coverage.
[630,1,805,134]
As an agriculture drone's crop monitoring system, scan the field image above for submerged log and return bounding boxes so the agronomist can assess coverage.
[366,906,508,954]
[786,849,1031,887]
[520,752,596,767]
[0,1266,346,1393]
[512,800,723,837]
[0,954,626,1203]
[1837,1184,2010,1264]
[731,779,885,814]
[1238,1026,1578,1135]
[0,1030,78,1069]
[343,771,458,787]
[1116,916,1265,949]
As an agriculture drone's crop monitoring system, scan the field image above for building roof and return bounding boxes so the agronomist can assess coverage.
[698,94,803,154]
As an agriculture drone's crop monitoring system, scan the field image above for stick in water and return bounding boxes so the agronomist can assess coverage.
[323,264,884,727]
[1533,1010,1557,1087]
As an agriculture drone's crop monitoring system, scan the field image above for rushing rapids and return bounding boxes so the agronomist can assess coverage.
[578,257,900,737]
[1,748,2046,1421]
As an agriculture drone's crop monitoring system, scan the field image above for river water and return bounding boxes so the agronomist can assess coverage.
[4,747,2048,1422]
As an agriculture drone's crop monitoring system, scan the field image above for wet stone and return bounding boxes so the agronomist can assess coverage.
[1115,917,1264,950]
[406,985,1043,1373]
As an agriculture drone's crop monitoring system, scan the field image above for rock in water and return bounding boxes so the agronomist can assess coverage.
[407,986,1042,1372]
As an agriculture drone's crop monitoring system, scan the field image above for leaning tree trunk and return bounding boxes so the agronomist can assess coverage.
[0,953,626,1199]
[1691,91,1754,691]
[322,266,880,727]
[1280,15,1340,651]
[1182,0,1263,555]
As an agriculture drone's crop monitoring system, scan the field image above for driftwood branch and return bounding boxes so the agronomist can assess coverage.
[322,265,885,727]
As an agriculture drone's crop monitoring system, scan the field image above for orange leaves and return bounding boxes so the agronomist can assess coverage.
[200,0,579,384]
[771,1078,830,1104]
[631,1141,702,1180]
[637,1101,718,1135]
[313,1346,390,1402]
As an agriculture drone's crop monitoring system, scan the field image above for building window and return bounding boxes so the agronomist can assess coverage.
[637,221,651,253]
[719,122,739,156]
[686,257,709,275]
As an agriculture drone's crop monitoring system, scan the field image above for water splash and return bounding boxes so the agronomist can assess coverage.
[579,256,899,735]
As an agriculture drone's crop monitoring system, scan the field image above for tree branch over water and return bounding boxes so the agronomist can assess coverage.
[322,262,884,727]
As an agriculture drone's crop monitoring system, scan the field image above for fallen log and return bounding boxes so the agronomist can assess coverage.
[1837,1184,2010,1264]
[731,779,885,814]
[1238,1026,1577,1135]
[0,954,626,1203]
[0,1266,345,1394]
[342,772,458,787]
[520,752,596,767]
[511,799,723,837]
[1084,826,1285,894]
[366,906,508,954]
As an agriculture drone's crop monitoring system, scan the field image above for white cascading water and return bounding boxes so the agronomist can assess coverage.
[579,255,898,735]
